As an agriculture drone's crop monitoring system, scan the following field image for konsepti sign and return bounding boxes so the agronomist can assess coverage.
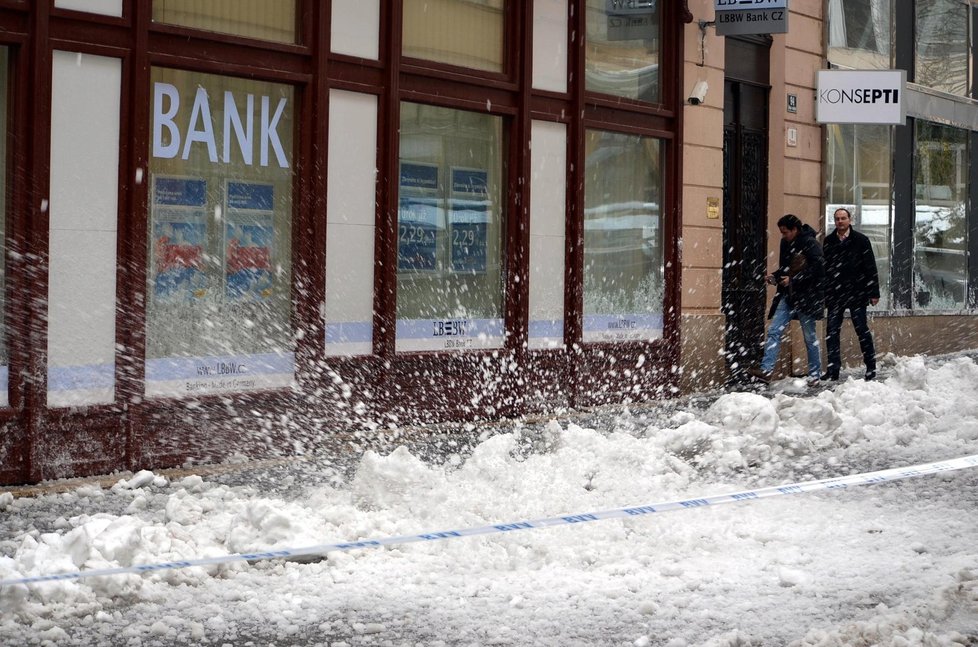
[816,70,907,125]
[714,0,788,36]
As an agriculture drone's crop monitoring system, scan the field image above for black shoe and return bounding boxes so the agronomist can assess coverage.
[864,369,876,381]
[747,367,771,384]
[820,372,839,381]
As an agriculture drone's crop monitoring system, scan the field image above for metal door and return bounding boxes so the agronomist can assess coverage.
[721,39,770,382]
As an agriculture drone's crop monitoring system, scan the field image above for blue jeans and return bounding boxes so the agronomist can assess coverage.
[760,298,821,378]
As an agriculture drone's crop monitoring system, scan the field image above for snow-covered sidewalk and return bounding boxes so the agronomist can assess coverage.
[2,354,978,646]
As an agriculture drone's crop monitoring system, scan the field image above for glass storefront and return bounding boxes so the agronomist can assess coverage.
[152,0,297,45]
[402,0,505,73]
[147,68,295,396]
[827,0,977,313]
[825,123,893,309]
[0,47,7,407]
[396,102,505,352]
[583,129,664,342]
[827,0,892,70]
[914,121,968,309]
[915,0,970,96]
[585,0,661,102]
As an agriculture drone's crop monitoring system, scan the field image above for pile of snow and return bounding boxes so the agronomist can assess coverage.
[1,354,977,646]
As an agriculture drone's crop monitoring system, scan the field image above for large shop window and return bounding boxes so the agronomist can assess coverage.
[402,0,504,73]
[914,121,968,310]
[396,103,505,352]
[583,130,664,343]
[0,47,7,407]
[147,68,295,397]
[152,0,297,45]
[825,123,893,309]
[585,0,661,102]
[915,0,970,96]
[826,0,892,69]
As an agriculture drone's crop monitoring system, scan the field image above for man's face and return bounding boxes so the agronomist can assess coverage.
[779,225,798,242]
[834,209,852,234]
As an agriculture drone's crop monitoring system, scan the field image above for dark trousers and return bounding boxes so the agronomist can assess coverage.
[825,304,876,377]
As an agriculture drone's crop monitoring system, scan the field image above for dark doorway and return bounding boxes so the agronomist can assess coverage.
[721,36,771,382]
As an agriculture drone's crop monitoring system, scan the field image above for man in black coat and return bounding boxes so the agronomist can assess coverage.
[749,214,825,387]
[822,207,880,381]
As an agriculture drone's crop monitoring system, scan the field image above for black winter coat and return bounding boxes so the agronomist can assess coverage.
[823,227,880,309]
[768,224,825,320]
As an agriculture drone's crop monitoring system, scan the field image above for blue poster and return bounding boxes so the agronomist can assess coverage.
[398,162,441,272]
[151,177,208,302]
[450,168,490,273]
[225,182,275,301]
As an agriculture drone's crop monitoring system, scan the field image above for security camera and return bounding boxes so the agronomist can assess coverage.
[688,80,708,105]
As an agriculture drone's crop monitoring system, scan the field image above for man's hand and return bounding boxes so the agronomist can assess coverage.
[870,298,879,306]
[778,276,790,287]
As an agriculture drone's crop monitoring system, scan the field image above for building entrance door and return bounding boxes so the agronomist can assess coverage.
[721,36,770,382]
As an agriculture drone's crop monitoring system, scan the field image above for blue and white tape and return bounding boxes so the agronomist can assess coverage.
[2,453,976,588]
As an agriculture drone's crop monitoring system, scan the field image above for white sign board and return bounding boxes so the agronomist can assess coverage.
[715,0,787,9]
[816,69,907,125]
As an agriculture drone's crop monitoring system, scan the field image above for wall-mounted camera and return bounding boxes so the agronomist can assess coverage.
[688,80,709,105]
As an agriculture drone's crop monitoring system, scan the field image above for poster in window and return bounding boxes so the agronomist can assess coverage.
[225,181,275,301]
[398,162,440,272]
[151,176,208,302]
[449,168,489,273]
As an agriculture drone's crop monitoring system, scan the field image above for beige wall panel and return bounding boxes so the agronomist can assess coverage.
[679,313,727,392]
[784,84,816,122]
[683,103,724,148]
[784,123,822,161]
[783,158,821,196]
[682,226,723,269]
[683,145,723,188]
[785,49,822,89]
[681,267,722,311]
[781,196,824,229]
[682,187,724,228]
[789,0,822,17]
[786,13,822,54]
[872,317,978,361]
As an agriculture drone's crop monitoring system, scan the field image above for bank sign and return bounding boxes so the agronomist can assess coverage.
[816,70,907,125]
[714,0,787,36]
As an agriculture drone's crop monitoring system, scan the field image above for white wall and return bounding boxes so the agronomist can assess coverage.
[533,0,568,93]
[331,0,380,60]
[325,90,378,356]
[48,51,121,407]
[55,0,123,17]
[528,120,567,350]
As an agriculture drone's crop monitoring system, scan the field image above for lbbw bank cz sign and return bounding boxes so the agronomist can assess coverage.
[816,70,907,125]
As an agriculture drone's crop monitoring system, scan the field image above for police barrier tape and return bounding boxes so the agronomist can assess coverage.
[2,453,977,588]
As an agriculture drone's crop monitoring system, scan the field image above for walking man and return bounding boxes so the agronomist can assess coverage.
[749,214,825,387]
[822,207,880,381]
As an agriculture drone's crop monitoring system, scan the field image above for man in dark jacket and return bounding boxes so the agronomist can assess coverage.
[749,214,825,386]
[821,207,880,381]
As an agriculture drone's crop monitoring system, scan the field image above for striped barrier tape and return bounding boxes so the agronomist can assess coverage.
[2,453,977,588]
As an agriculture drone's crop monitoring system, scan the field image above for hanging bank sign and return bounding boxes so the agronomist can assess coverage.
[816,70,907,125]
[714,0,788,36]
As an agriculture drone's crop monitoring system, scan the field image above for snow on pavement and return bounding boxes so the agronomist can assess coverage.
[1,354,977,646]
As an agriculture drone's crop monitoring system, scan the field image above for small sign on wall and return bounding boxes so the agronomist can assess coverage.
[706,197,720,219]
[787,93,797,113]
